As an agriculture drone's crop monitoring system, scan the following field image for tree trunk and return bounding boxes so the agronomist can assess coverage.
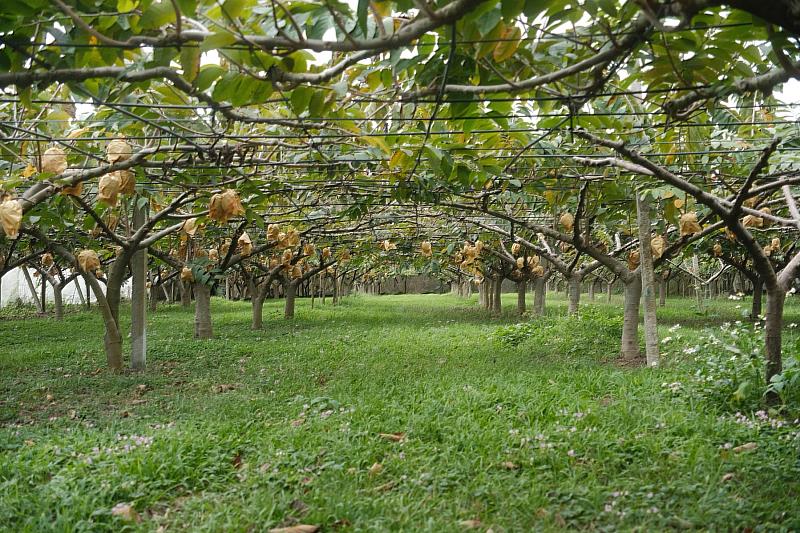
[40,275,47,313]
[149,278,158,312]
[102,320,123,370]
[180,280,192,308]
[130,202,147,370]
[764,287,785,388]
[85,276,91,309]
[636,194,659,367]
[81,272,122,370]
[567,275,580,315]
[692,254,704,311]
[751,277,763,319]
[492,276,502,314]
[194,283,213,339]
[658,276,667,307]
[53,284,64,320]
[621,276,642,360]
[252,282,268,330]
[516,280,526,314]
[533,275,546,315]
[332,275,339,305]
[607,279,613,303]
[101,261,128,371]
[588,278,595,300]
[285,282,297,319]
[73,276,86,305]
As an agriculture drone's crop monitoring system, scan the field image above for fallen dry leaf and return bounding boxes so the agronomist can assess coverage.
[212,384,236,393]
[232,453,243,469]
[111,503,140,522]
[120,410,130,418]
[721,473,735,482]
[268,525,319,533]
[733,442,757,453]
[290,499,309,514]
[375,480,397,492]
[500,461,519,470]
[458,519,482,529]
[45,393,54,402]
[291,417,306,427]
[378,432,406,442]
[68,409,77,419]
[368,462,383,476]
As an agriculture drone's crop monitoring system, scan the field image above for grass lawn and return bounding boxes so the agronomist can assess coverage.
[1,292,799,531]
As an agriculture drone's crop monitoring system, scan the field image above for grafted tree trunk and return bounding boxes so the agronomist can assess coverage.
[620,276,642,360]
[567,275,580,315]
[751,277,763,319]
[516,280,526,314]
[285,282,297,319]
[194,283,213,339]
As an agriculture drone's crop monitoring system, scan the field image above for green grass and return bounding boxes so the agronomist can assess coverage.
[1,292,799,532]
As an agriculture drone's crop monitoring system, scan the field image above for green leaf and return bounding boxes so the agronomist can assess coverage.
[493,25,521,62]
[523,0,550,18]
[117,0,138,12]
[139,1,176,29]
[195,65,225,92]
[290,86,313,115]
[501,0,525,20]
[307,10,333,40]
[211,72,240,102]
[356,0,369,34]
[308,90,326,117]
[221,0,247,19]
[200,32,237,52]
[180,46,201,83]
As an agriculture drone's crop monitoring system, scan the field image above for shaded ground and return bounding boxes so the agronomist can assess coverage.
[1,293,799,531]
